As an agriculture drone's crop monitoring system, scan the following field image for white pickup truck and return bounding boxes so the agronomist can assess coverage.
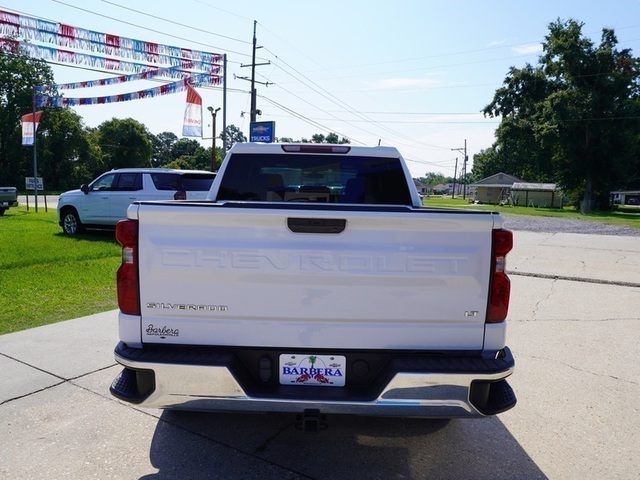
[110,143,516,429]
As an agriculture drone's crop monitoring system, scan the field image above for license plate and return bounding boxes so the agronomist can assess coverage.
[279,354,346,387]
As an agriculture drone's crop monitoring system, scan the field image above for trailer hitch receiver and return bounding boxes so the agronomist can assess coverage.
[296,409,328,433]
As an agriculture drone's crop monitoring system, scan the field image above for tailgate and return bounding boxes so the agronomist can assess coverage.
[136,204,498,350]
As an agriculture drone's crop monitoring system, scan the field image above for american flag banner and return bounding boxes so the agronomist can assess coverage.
[35,74,219,107]
[21,111,43,146]
[182,86,203,137]
[0,9,223,71]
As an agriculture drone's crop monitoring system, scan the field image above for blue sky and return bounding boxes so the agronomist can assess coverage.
[3,0,640,177]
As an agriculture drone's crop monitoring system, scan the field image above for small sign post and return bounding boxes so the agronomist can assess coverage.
[25,177,46,212]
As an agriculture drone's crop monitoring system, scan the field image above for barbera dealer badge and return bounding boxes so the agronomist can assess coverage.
[279,354,346,387]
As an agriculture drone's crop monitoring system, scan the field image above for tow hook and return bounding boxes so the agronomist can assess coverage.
[295,409,328,433]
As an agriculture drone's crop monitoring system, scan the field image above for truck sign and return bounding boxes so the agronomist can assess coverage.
[250,121,275,143]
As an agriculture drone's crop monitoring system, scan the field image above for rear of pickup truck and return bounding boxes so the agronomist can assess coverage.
[111,143,516,419]
[0,186,19,214]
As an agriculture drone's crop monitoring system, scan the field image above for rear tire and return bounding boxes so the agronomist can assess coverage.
[62,209,84,234]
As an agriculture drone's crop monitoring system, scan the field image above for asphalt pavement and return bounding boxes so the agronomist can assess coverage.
[1,230,639,479]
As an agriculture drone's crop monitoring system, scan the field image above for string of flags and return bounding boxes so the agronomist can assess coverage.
[35,64,220,91]
[0,9,222,70]
[35,73,221,108]
[18,41,221,76]
[37,66,184,91]
[1,8,224,136]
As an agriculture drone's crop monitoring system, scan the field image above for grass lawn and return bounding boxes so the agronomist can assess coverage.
[0,206,121,334]
[423,196,640,230]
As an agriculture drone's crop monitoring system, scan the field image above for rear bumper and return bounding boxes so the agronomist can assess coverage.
[111,342,516,418]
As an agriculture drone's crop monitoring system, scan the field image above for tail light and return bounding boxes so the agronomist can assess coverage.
[281,144,351,154]
[487,229,513,323]
[116,219,140,315]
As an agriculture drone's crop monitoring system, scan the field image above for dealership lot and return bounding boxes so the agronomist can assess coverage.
[1,230,638,479]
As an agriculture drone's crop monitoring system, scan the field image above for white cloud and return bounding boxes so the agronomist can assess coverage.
[512,43,543,55]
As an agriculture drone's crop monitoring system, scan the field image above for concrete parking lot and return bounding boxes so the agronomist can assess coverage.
[1,230,638,479]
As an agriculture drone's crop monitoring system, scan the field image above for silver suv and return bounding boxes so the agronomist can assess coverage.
[57,168,216,234]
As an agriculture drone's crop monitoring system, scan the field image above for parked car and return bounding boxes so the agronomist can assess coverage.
[0,186,19,215]
[57,168,216,234]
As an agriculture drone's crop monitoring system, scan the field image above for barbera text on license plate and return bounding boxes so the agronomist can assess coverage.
[279,354,346,387]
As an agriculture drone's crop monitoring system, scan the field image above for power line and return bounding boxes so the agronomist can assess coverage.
[49,0,251,59]
[99,0,251,45]
[6,3,482,156]
[265,114,499,124]
[261,50,453,151]
[259,95,364,145]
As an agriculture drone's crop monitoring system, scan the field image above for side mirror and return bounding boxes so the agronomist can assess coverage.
[81,184,89,194]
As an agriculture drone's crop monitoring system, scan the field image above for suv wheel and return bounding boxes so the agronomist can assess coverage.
[62,209,84,234]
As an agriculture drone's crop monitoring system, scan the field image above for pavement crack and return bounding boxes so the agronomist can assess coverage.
[253,421,296,454]
[508,270,640,288]
[0,352,117,405]
[521,353,640,387]
[151,411,316,480]
[531,278,557,320]
[512,317,638,323]
[68,363,118,381]
[0,380,66,406]
[0,352,65,381]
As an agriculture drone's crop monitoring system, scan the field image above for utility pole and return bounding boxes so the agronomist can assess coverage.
[222,54,227,152]
[238,21,271,123]
[451,139,468,199]
[452,158,458,199]
[207,106,220,171]
[250,20,257,122]
[32,85,38,213]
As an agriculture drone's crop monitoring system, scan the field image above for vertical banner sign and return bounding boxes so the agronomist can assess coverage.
[21,111,43,145]
[182,86,203,137]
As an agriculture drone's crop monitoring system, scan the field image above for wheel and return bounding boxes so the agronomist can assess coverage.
[0,208,5,215]
[61,209,84,234]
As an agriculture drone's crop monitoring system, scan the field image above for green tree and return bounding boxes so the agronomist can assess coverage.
[95,118,152,170]
[325,132,350,144]
[75,127,105,185]
[169,138,200,160]
[0,40,55,186]
[483,19,640,211]
[150,131,177,167]
[275,133,350,144]
[419,172,452,186]
[37,108,95,191]
[219,125,246,151]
